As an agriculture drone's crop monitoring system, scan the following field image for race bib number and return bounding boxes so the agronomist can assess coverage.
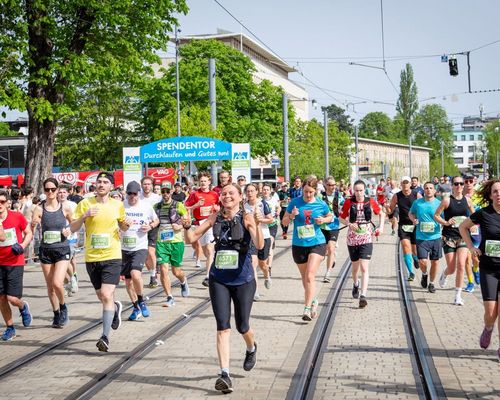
[420,222,435,233]
[122,236,137,249]
[90,234,110,249]
[470,225,480,236]
[0,228,17,247]
[215,250,239,269]
[452,216,467,228]
[297,224,315,239]
[43,230,61,244]
[159,230,174,242]
[485,240,500,257]
[200,206,212,217]
[402,224,415,233]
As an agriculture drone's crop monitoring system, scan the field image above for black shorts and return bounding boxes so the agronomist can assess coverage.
[347,243,373,262]
[398,227,416,244]
[479,269,500,302]
[388,207,399,219]
[121,249,148,279]
[0,266,24,298]
[38,246,71,265]
[292,244,326,264]
[416,239,442,261]
[442,236,467,254]
[86,259,122,290]
[321,229,339,242]
[148,227,159,247]
[249,238,271,261]
[269,224,278,239]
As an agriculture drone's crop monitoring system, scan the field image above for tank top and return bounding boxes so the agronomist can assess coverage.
[443,195,469,239]
[396,191,417,226]
[40,203,69,248]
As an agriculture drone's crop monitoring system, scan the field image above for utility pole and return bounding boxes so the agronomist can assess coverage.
[282,94,290,183]
[409,134,413,177]
[440,140,445,177]
[323,108,329,178]
[208,58,218,185]
[354,125,359,181]
[174,26,182,184]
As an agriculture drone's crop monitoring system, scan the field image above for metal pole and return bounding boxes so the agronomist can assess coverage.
[496,150,499,178]
[409,134,413,177]
[482,149,487,181]
[175,26,182,184]
[354,125,359,181]
[7,148,11,176]
[208,58,218,185]
[282,94,290,183]
[323,109,329,178]
[441,140,444,176]
[466,51,471,94]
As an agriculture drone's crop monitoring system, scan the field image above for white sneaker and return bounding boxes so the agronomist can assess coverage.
[439,272,448,288]
[254,293,260,301]
[454,297,464,306]
[70,275,78,293]
[264,278,272,289]
[65,284,73,297]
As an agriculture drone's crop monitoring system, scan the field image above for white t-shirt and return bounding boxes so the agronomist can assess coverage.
[121,200,157,251]
[244,200,270,239]
[63,200,78,243]
[139,192,161,207]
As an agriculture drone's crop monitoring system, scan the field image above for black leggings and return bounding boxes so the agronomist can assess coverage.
[209,278,256,333]
[480,268,500,301]
[279,209,288,234]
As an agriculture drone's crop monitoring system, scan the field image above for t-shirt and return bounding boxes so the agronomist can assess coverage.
[171,191,186,203]
[288,187,303,199]
[73,197,126,262]
[121,201,157,251]
[244,200,271,239]
[437,183,452,196]
[409,198,442,241]
[263,196,280,227]
[185,189,219,222]
[156,201,188,243]
[321,192,344,231]
[63,200,78,244]
[469,205,500,271]
[139,192,161,208]
[286,197,329,247]
[340,198,381,246]
[0,211,28,266]
[376,185,385,204]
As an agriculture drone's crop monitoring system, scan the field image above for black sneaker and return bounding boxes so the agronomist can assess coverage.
[59,305,69,326]
[421,274,428,289]
[111,301,122,330]
[215,372,233,394]
[243,342,257,371]
[52,311,62,329]
[359,295,367,308]
[202,277,210,287]
[149,276,158,288]
[96,335,109,352]
[352,281,360,299]
[414,258,420,270]
[428,283,436,293]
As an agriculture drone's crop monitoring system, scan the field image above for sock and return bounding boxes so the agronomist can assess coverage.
[330,261,336,270]
[429,281,435,285]
[412,254,418,263]
[181,279,187,285]
[150,269,156,277]
[467,273,474,284]
[221,368,230,376]
[455,288,462,298]
[133,301,138,308]
[102,309,114,338]
[137,295,143,303]
[422,272,428,276]
[54,310,60,316]
[60,303,67,310]
[247,344,256,352]
[472,265,479,273]
[404,254,414,274]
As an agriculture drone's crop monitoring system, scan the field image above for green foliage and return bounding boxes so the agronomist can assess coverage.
[0,122,18,136]
[484,121,500,178]
[358,112,394,140]
[396,63,419,140]
[323,104,354,133]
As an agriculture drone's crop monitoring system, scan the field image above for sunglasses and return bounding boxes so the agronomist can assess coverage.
[464,179,474,184]
[161,189,171,193]
[127,192,138,196]
[44,187,57,193]
[0,199,7,204]
[453,182,464,186]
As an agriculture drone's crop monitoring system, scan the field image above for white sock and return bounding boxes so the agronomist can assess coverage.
[150,269,156,277]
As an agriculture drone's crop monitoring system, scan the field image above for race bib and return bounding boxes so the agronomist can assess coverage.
[122,235,137,249]
[200,206,212,217]
[420,222,435,233]
[470,225,480,236]
[215,250,239,269]
[0,228,17,247]
[355,225,367,235]
[297,224,315,239]
[43,230,61,244]
[159,230,174,242]
[485,240,500,257]
[401,224,415,233]
[452,216,467,228]
[90,234,110,249]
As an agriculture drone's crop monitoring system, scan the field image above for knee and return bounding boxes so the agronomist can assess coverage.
[235,321,250,335]
[99,292,113,303]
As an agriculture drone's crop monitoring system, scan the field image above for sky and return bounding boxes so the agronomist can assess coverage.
[3,0,499,128]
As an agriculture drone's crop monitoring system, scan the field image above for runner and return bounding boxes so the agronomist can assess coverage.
[155,186,190,307]
[277,182,290,239]
[320,177,344,283]
[411,176,424,196]
[183,183,263,394]
[71,171,132,351]
[340,180,385,308]
[409,182,442,293]
[31,179,73,328]
[261,183,280,275]
[121,181,158,320]
[463,174,482,292]
[376,178,386,207]
[282,176,333,321]
[171,182,187,203]
[0,189,33,341]
[434,175,476,305]
[213,170,231,196]
[289,176,303,199]
[459,179,500,361]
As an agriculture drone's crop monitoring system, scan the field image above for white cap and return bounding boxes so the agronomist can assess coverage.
[400,176,411,183]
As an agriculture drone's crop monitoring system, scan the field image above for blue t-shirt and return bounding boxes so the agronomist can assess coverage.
[287,197,330,247]
[409,198,442,241]
[320,192,344,230]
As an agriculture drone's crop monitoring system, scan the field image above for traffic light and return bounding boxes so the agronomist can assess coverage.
[449,58,458,76]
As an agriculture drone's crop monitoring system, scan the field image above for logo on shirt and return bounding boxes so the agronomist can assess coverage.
[304,209,312,225]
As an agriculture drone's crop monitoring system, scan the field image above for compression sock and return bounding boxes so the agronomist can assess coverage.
[102,309,114,338]
[404,253,414,274]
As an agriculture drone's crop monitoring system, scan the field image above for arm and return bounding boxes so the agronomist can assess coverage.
[30,206,42,231]
[20,224,33,249]
[433,198,451,226]
[62,204,74,237]
[314,212,333,225]
[386,195,397,215]
[245,213,264,250]
[0,222,5,242]
[459,218,480,256]
[184,213,216,244]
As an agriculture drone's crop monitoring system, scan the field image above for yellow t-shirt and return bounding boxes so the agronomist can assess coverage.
[74,197,126,262]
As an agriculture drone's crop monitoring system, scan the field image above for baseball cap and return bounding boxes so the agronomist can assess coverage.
[126,181,141,194]
[400,176,411,183]
[96,171,114,185]
[237,175,246,181]
[161,181,172,189]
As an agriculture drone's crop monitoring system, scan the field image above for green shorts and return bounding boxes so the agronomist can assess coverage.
[156,241,185,267]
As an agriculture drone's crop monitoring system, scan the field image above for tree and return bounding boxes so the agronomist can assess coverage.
[396,63,419,142]
[0,122,18,137]
[323,104,354,133]
[0,0,188,192]
[358,112,394,140]
[484,121,500,178]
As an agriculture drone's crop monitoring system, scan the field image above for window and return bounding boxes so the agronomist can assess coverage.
[453,135,457,141]
[478,135,483,140]
[454,157,464,164]
[461,135,466,141]
[470,134,475,141]
[454,146,463,152]
[468,145,475,152]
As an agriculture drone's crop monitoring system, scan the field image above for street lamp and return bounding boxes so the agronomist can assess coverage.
[495,126,499,178]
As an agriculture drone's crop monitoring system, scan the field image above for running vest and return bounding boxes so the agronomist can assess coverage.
[443,195,469,239]
[212,211,250,253]
[40,202,68,248]
[396,190,417,226]
[321,191,340,217]
[155,200,181,226]
[348,197,372,224]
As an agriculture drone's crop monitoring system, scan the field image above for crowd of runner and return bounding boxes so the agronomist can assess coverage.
[0,170,499,393]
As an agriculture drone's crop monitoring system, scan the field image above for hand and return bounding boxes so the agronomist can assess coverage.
[314,216,324,225]
[85,206,99,218]
[373,228,381,237]
[62,228,71,237]
[172,223,183,231]
[291,206,299,217]
[124,217,134,227]
[181,215,192,229]
[254,209,264,224]
[469,247,482,257]
[139,223,151,233]
[413,219,419,225]
[11,243,24,255]
[348,223,359,232]
[213,204,220,213]
[447,218,455,226]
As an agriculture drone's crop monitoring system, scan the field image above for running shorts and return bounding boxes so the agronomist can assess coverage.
[0,265,24,298]
[38,246,71,265]
[86,259,122,290]
[121,249,148,279]
[292,244,326,264]
[321,229,339,242]
[416,239,442,261]
[156,241,185,267]
[347,243,373,262]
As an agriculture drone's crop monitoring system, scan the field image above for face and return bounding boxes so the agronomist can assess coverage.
[199,176,211,190]
[161,189,171,202]
[220,185,242,208]
[325,180,335,192]
[490,182,500,205]
[245,185,258,201]
[142,179,153,194]
[44,182,58,199]
[353,183,365,200]
[127,191,139,205]
[387,178,392,184]
[411,178,418,186]
[262,185,271,198]
[452,177,464,193]
[302,184,316,201]
[96,177,113,196]
[423,183,436,199]
[0,195,7,213]
[237,178,246,187]
[154,185,161,194]
[57,188,69,202]
[464,177,474,189]
[219,173,230,186]
[294,178,302,188]
[174,185,182,192]
[401,180,411,189]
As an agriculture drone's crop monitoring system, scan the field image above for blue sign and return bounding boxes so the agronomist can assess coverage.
[271,158,280,166]
[125,156,140,164]
[140,136,232,163]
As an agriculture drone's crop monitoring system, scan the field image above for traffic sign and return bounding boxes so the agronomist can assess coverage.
[271,158,280,166]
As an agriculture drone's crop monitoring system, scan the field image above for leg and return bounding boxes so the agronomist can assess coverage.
[443,251,457,276]
[130,269,143,300]
[0,294,12,326]
[96,283,117,338]
[159,264,172,296]
[352,260,361,284]
[429,260,440,283]
[53,260,69,306]
[401,238,414,276]
[455,247,469,290]
[326,240,336,271]
[171,266,186,283]
[202,243,214,277]
[209,280,232,370]
[125,278,137,303]
[359,259,370,296]
[41,263,59,311]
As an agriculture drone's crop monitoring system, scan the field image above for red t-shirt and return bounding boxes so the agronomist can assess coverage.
[185,189,219,222]
[376,185,385,204]
[0,211,28,266]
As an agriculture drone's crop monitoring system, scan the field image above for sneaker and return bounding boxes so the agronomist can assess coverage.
[454,297,464,306]
[195,261,202,269]
[420,274,428,289]
[480,326,493,349]
[128,307,142,321]
[428,283,436,293]
[1,326,16,341]
[302,307,312,321]
[180,281,190,297]
[359,295,368,308]
[148,276,158,288]
[71,274,78,293]
[473,270,480,285]
[139,300,150,317]
[408,273,415,282]
[96,335,109,352]
[323,272,331,283]
[243,342,257,371]
[202,277,209,287]
[59,306,69,326]
[19,301,32,327]
[311,299,319,319]
[391,229,395,236]
[65,284,73,297]
[111,301,122,330]
[413,258,420,270]
[165,296,175,307]
[464,282,475,293]
[264,277,272,289]
[215,372,233,394]
[52,311,62,329]
[253,292,261,302]
[352,281,360,299]
[439,271,448,288]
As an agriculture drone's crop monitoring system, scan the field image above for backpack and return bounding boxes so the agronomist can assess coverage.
[348,196,372,223]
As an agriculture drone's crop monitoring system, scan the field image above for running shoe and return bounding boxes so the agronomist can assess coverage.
[264,277,272,289]
[480,326,493,349]
[139,301,150,317]
[1,326,16,341]
[20,301,32,327]
[165,296,175,307]
[243,342,257,371]
[65,284,73,297]
[473,270,480,285]
[202,277,210,287]
[128,307,142,321]
[454,296,464,306]
[413,258,420,270]
[302,307,312,321]
[96,335,109,352]
[180,281,190,297]
[420,274,428,289]
[71,274,78,293]
[311,299,319,319]
[215,372,233,394]
[439,271,448,288]
[254,292,261,302]
[52,311,62,329]
[391,229,395,236]
[352,281,360,299]
[408,273,415,282]
[359,295,368,308]
[195,261,202,268]
[428,283,436,293]
[111,301,122,330]
[59,306,69,326]
[464,282,474,293]
[149,276,159,288]
[323,271,331,283]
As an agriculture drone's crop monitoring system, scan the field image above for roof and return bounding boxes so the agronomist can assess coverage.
[357,137,431,152]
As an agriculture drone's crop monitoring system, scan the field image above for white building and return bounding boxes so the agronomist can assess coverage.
[452,129,484,171]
